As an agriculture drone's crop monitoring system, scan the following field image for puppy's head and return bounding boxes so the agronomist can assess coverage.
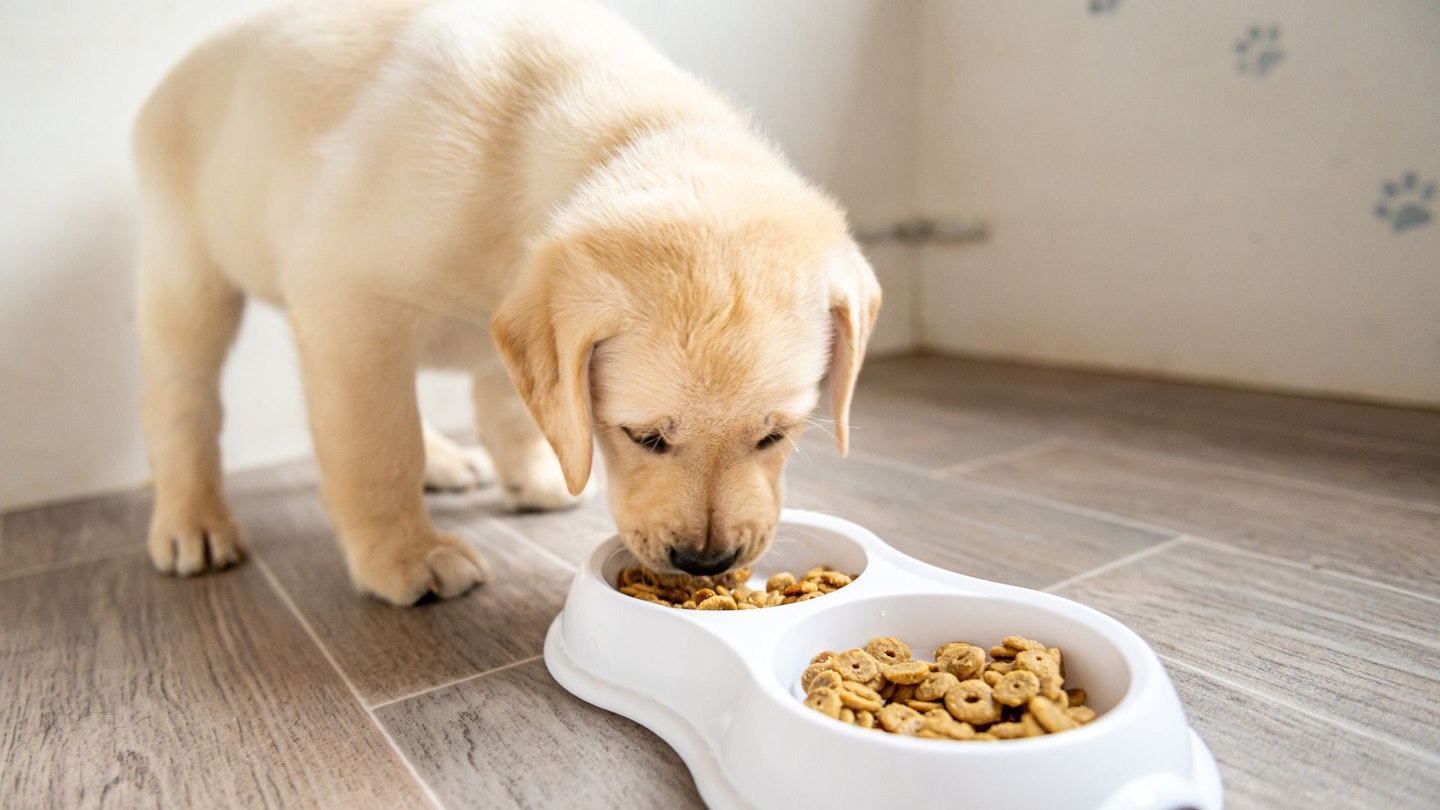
[493,191,880,576]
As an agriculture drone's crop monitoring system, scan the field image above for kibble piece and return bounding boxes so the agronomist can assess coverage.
[804,687,843,719]
[881,661,931,685]
[838,707,856,724]
[914,671,960,702]
[1014,649,1059,679]
[864,636,913,667]
[922,709,975,740]
[982,670,1004,687]
[696,594,737,610]
[800,662,834,692]
[1040,673,1065,702]
[806,669,843,695]
[1067,705,1097,725]
[854,709,876,729]
[1028,696,1079,733]
[988,722,1027,740]
[1003,635,1047,653]
[838,681,884,713]
[876,703,921,733]
[1020,712,1045,737]
[944,679,1001,726]
[992,670,1041,707]
[935,642,985,681]
[765,571,796,592]
[832,649,881,683]
[1066,687,1087,707]
[904,699,944,713]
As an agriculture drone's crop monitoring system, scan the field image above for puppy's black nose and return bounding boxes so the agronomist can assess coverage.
[668,545,741,577]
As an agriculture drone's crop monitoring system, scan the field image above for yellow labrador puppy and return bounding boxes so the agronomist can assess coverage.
[135,0,881,605]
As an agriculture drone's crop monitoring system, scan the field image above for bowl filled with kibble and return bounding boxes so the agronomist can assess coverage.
[544,510,1222,810]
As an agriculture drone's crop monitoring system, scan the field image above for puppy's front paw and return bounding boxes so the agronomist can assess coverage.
[347,531,488,606]
[148,513,247,576]
[500,452,591,512]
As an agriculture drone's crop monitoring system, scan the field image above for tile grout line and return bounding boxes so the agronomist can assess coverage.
[251,553,448,810]
[933,436,1072,477]
[1041,535,1192,593]
[1158,654,1440,767]
[1067,437,1440,515]
[935,465,1189,537]
[368,654,546,713]
[1183,535,1440,607]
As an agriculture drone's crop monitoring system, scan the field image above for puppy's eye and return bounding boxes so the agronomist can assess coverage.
[756,431,787,451]
[623,427,670,454]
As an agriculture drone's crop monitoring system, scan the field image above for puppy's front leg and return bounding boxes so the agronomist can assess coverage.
[292,303,487,605]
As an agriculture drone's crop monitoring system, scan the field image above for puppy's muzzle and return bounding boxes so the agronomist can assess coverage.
[668,545,741,577]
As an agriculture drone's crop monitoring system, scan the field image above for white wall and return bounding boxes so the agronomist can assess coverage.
[0,0,918,510]
[915,0,1440,405]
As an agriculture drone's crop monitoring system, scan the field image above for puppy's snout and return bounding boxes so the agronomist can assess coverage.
[668,545,741,577]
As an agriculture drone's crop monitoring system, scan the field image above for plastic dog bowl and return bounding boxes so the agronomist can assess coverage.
[544,509,1223,809]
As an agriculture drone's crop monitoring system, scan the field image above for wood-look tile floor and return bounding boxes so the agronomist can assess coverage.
[3,353,1437,809]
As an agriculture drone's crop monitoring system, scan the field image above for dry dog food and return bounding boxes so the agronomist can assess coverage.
[800,635,1097,741]
[617,564,856,609]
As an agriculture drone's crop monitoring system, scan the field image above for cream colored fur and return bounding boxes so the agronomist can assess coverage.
[134,0,880,605]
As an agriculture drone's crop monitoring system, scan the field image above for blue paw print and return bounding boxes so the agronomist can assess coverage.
[1236,25,1284,77]
[1375,172,1435,233]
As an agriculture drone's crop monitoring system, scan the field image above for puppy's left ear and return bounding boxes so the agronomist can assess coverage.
[827,242,883,456]
[491,243,618,496]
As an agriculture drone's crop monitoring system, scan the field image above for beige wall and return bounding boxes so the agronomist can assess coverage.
[915,0,1440,405]
[0,1,918,510]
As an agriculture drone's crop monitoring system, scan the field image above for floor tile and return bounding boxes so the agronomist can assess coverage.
[785,441,1176,589]
[0,488,151,574]
[375,659,703,810]
[231,478,575,707]
[0,554,428,808]
[1052,540,1440,754]
[957,442,1440,595]
[1168,664,1440,810]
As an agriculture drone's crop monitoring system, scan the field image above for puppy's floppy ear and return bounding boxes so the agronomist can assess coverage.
[491,243,618,496]
[827,242,882,456]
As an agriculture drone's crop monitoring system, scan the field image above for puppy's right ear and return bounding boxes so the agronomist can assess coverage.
[491,244,618,496]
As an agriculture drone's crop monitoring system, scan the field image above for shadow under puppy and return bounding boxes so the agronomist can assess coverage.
[134,0,881,605]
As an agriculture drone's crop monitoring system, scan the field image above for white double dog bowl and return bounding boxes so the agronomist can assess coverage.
[544,510,1223,809]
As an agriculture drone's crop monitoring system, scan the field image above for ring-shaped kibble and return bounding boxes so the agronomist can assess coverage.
[915,671,960,702]
[832,649,880,683]
[945,678,1001,726]
[800,662,833,692]
[863,636,912,666]
[935,642,986,681]
[992,670,1040,707]
[806,669,844,695]
[1015,649,1059,678]
[877,702,920,733]
[804,687,843,719]
[838,681,884,713]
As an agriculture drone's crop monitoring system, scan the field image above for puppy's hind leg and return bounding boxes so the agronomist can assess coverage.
[472,363,592,512]
[421,420,496,492]
[136,214,247,575]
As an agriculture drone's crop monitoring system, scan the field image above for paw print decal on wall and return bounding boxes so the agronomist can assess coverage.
[1374,173,1435,233]
[1089,0,1121,15]
[1236,25,1284,77]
